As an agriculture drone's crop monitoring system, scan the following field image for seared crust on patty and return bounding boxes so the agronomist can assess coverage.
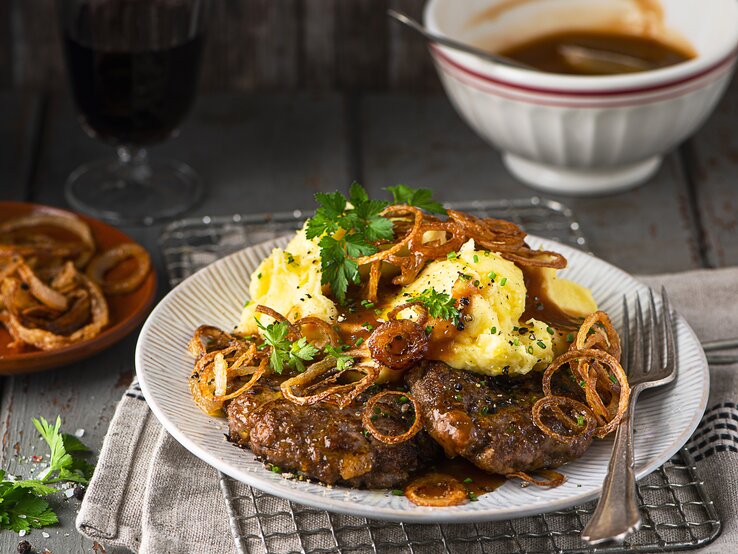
[227,377,439,488]
[406,362,594,475]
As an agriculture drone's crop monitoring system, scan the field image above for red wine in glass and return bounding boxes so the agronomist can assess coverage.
[60,0,207,225]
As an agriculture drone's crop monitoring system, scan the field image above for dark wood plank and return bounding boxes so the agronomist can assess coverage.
[387,0,440,91]
[202,0,300,91]
[300,0,337,89]
[358,93,703,274]
[0,92,350,553]
[335,0,389,90]
[0,0,11,87]
[11,0,65,90]
[683,75,738,268]
[0,92,44,201]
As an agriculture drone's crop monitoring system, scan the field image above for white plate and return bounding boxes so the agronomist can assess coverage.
[135,235,708,523]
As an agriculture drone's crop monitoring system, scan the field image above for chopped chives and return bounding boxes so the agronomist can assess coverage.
[473,254,479,263]
[500,277,507,286]
[566,333,574,342]
[391,489,404,496]
[488,271,497,280]
[463,477,473,484]
[447,252,457,259]
[513,338,520,346]
[490,326,497,335]
[546,326,554,335]
[537,340,546,349]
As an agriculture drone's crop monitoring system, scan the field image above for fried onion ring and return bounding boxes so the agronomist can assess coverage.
[575,311,621,361]
[16,259,69,311]
[542,348,630,438]
[294,316,339,349]
[404,473,469,506]
[531,395,596,444]
[361,390,423,444]
[281,358,379,408]
[367,318,428,370]
[386,301,429,328]
[507,469,566,487]
[0,213,95,267]
[1,273,108,351]
[189,346,265,416]
[355,205,423,266]
[85,243,151,295]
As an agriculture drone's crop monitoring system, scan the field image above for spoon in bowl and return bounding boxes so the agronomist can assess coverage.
[387,9,535,71]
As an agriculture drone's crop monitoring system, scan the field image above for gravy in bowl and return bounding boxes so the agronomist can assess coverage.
[498,30,695,75]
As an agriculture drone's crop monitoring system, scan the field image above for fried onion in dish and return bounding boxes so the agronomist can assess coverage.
[86,243,152,295]
[0,210,153,353]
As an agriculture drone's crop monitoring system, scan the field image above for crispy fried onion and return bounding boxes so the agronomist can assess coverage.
[367,317,428,370]
[355,205,424,266]
[85,243,151,295]
[281,357,379,408]
[1,271,108,351]
[0,213,95,267]
[541,348,630,439]
[354,206,566,304]
[362,390,423,444]
[404,473,469,506]
[188,325,245,359]
[507,469,566,488]
[189,342,267,416]
[293,316,339,349]
[16,258,68,311]
[574,311,621,360]
[531,395,596,445]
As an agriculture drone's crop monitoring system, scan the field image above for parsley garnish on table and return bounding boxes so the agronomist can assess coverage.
[305,183,445,304]
[0,416,95,533]
[413,288,461,327]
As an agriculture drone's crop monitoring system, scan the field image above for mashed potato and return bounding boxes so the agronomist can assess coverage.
[236,230,338,335]
[388,242,555,376]
[237,230,597,377]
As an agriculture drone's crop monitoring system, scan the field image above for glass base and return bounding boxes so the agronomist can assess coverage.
[65,153,205,225]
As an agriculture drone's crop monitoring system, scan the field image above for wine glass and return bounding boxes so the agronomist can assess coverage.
[59,0,207,225]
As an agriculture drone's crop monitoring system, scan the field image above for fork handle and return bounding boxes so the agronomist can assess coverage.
[581,394,642,544]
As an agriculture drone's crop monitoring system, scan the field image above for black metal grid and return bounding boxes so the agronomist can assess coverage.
[159,197,721,554]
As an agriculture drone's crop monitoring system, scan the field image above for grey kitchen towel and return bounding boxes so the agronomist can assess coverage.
[76,267,738,554]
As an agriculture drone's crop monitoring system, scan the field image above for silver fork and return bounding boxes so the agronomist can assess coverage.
[581,287,677,544]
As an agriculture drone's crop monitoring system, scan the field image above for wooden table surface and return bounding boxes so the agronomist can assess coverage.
[0,83,736,552]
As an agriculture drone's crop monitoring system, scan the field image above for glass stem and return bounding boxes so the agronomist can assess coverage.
[117,145,152,183]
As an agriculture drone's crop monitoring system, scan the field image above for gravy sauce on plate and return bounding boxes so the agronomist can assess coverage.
[498,30,695,75]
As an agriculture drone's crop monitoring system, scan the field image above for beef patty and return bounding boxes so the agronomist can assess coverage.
[406,362,594,475]
[227,377,439,488]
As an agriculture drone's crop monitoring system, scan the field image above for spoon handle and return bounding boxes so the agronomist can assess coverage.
[386,9,533,70]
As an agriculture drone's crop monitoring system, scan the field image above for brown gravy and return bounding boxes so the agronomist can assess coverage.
[404,458,506,504]
[499,30,694,75]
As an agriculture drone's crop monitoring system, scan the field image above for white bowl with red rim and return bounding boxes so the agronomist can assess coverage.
[424,0,738,195]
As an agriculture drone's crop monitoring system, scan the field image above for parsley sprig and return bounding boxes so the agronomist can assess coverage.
[256,319,320,374]
[412,288,461,327]
[306,183,394,304]
[305,183,444,303]
[324,344,355,370]
[386,184,447,215]
[0,416,95,533]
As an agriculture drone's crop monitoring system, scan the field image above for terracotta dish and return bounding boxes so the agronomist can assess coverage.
[0,202,157,374]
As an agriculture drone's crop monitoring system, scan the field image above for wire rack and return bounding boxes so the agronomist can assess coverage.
[159,197,721,554]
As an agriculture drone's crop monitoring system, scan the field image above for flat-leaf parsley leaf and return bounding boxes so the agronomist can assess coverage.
[412,288,461,327]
